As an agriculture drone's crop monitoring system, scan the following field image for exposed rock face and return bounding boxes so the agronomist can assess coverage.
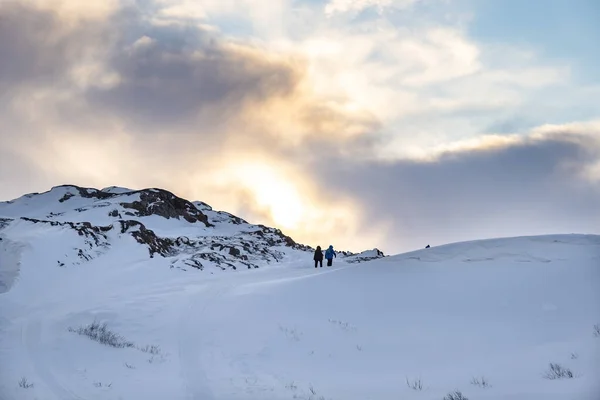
[52,185,211,226]
[58,185,114,202]
[120,190,210,226]
[169,231,299,271]
[249,225,312,252]
[119,220,175,258]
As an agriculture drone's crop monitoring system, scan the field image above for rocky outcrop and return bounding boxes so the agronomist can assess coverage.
[120,190,211,226]
[51,185,211,226]
[119,220,175,258]
[250,225,312,252]
[57,185,114,202]
[344,248,386,264]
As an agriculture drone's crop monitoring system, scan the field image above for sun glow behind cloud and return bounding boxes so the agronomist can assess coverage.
[203,157,375,247]
[0,0,599,253]
[223,162,306,230]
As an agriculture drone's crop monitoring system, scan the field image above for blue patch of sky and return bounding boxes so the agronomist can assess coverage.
[457,0,600,85]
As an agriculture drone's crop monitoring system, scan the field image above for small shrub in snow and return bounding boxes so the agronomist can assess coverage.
[147,352,167,364]
[68,321,134,348]
[279,325,302,341]
[470,376,491,388]
[307,384,327,400]
[594,324,600,337]
[571,352,579,360]
[18,377,34,389]
[285,382,329,400]
[139,344,161,355]
[93,381,112,388]
[124,362,135,369]
[406,376,424,391]
[328,318,357,332]
[443,390,468,400]
[544,363,574,380]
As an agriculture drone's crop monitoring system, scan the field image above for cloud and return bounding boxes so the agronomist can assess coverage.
[153,0,291,40]
[313,125,600,253]
[20,0,120,21]
[0,0,383,251]
[0,0,598,254]
[324,0,418,16]
[284,15,573,163]
[0,3,107,90]
[0,1,378,143]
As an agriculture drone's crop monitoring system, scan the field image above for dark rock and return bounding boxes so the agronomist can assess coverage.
[59,193,75,202]
[119,220,174,257]
[175,236,192,246]
[0,218,12,230]
[228,247,241,257]
[120,190,211,226]
[214,211,247,225]
[54,185,115,201]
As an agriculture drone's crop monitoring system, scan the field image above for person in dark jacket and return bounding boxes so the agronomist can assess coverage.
[325,245,336,266]
[314,246,323,268]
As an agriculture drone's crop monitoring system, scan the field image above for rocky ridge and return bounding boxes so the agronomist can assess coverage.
[0,185,384,271]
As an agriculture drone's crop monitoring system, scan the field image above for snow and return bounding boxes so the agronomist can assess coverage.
[1,228,599,399]
[0,187,599,400]
[0,186,141,226]
[0,235,24,294]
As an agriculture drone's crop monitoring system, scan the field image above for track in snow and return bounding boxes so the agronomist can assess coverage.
[177,284,226,400]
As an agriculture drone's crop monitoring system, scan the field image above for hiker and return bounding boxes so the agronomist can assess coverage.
[314,245,324,268]
[325,245,336,266]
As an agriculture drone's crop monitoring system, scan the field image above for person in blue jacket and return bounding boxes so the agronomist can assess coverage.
[325,245,336,266]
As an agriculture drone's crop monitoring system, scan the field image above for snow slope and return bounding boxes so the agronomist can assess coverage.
[1,221,599,400]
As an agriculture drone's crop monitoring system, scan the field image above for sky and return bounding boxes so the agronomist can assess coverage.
[0,0,599,254]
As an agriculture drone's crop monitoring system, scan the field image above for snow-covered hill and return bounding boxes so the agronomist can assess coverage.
[0,186,599,400]
[0,185,381,274]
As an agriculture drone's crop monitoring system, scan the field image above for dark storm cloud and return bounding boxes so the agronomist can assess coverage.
[0,3,109,90]
[0,0,376,153]
[87,23,302,131]
[314,131,600,252]
[0,1,305,134]
[0,4,64,87]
